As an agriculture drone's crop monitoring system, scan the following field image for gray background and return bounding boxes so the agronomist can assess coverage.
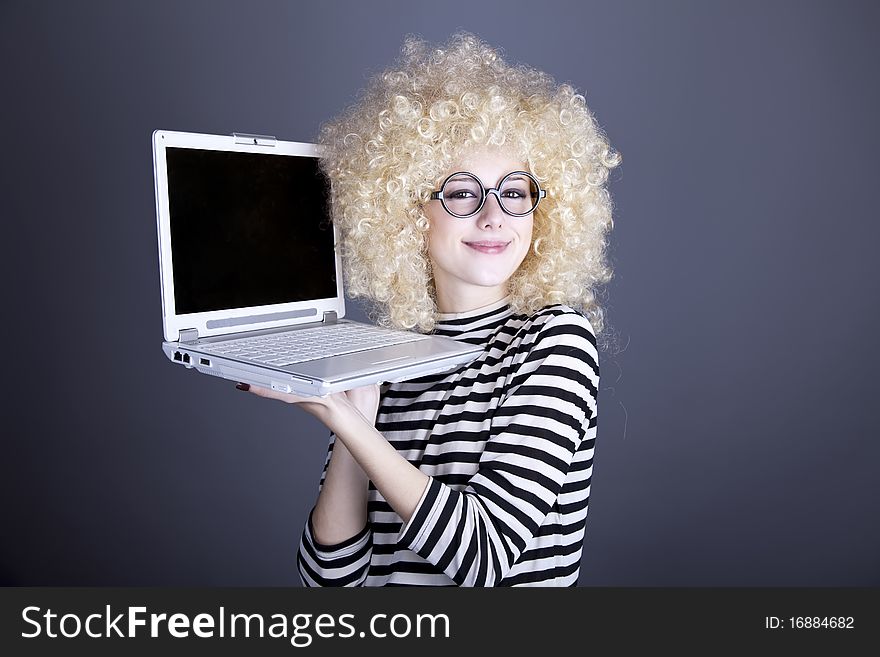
[1,0,877,586]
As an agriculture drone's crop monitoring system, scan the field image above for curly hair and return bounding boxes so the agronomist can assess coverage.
[318,31,621,335]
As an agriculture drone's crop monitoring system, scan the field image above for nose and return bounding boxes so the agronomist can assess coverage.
[478,192,505,228]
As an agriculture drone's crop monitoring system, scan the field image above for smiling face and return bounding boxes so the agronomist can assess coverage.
[425,150,534,313]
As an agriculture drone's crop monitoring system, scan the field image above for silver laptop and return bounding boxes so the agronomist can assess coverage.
[152,129,481,396]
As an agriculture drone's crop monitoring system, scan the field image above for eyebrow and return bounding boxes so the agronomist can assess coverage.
[446,172,530,185]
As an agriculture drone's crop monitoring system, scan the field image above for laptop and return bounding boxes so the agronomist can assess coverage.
[152,129,482,396]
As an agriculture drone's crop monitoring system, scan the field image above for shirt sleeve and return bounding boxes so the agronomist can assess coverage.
[297,434,373,587]
[397,310,599,586]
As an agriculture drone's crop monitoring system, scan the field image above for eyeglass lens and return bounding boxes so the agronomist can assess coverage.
[443,173,539,217]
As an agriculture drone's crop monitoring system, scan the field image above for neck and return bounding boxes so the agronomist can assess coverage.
[434,280,510,314]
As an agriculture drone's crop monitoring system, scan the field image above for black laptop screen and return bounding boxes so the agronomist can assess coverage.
[165,147,337,315]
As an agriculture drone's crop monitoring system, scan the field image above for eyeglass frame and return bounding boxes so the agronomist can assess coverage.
[429,170,547,218]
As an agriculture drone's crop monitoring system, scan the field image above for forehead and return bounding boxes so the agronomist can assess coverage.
[449,148,528,183]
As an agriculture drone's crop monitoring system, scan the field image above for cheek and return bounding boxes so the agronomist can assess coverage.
[426,224,446,266]
[519,220,534,251]
[426,216,458,260]
[426,232,438,263]
[512,221,534,265]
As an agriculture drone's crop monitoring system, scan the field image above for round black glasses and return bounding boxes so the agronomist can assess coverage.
[429,170,546,218]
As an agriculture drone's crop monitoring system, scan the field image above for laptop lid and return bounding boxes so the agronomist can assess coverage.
[153,130,345,342]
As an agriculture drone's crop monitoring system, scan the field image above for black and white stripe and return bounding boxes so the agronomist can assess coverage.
[297,296,599,586]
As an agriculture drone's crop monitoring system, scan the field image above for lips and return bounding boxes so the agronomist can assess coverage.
[464,240,510,254]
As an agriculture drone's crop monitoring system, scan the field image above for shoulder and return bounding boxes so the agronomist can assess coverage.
[494,304,599,378]
[499,305,600,413]
[515,304,598,353]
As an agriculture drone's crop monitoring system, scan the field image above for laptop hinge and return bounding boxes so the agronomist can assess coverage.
[232,132,276,147]
[322,311,338,324]
[179,328,199,343]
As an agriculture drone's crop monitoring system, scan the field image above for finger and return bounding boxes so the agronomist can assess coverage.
[345,382,381,396]
[235,382,315,404]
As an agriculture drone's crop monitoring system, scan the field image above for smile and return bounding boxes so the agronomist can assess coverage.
[464,241,510,254]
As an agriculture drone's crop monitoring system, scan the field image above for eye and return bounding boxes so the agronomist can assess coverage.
[500,187,528,198]
[447,188,478,199]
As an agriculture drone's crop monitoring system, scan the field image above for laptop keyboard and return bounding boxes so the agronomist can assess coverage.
[196,323,430,366]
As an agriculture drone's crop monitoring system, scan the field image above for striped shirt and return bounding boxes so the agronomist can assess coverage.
[297,296,599,586]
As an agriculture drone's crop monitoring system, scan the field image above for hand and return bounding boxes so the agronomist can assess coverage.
[235,382,381,427]
[342,383,382,423]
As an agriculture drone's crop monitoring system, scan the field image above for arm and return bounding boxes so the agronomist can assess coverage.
[249,312,597,586]
[397,312,599,585]
[297,435,374,587]
[241,373,429,584]
[296,387,381,587]
[310,385,378,544]
[245,385,431,524]
[295,394,432,586]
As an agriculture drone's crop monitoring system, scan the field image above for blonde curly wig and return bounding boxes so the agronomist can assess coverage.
[318,32,621,334]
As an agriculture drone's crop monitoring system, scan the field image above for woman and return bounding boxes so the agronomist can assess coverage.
[240,32,620,586]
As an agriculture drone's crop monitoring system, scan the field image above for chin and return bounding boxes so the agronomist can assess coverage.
[466,271,516,287]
